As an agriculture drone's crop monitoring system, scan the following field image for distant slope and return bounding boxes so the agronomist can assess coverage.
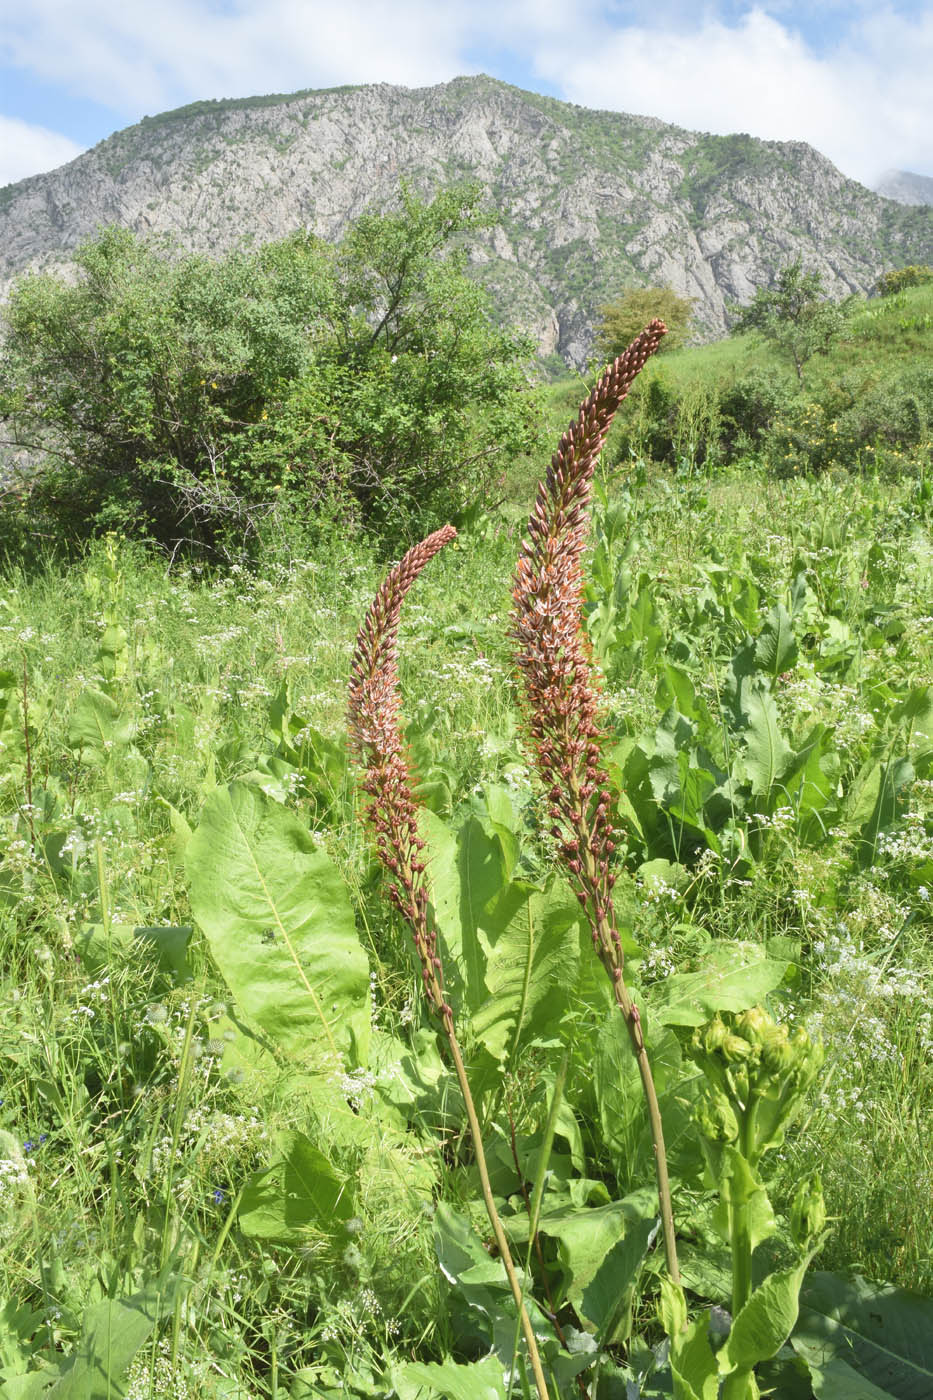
[874,170,933,208]
[1,75,931,365]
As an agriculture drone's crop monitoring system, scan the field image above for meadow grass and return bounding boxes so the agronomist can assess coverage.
[0,452,931,1395]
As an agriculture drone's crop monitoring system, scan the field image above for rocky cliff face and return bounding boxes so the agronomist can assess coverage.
[2,75,931,365]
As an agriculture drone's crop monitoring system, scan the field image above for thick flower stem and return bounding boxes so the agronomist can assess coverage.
[611,978,680,1286]
[444,1017,552,1400]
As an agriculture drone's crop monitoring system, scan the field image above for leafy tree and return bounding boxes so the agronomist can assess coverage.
[0,186,539,556]
[595,286,696,360]
[731,259,855,383]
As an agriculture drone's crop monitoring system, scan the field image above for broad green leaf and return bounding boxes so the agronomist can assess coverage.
[656,663,698,719]
[457,816,508,1000]
[470,881,580,1064]
[507,1190,656,1334]
[856,758,914,862]
[755,604,798,679]
[420,807,459,941]
[595,1009,684,1174]
[742,686,791,799]
[68,687,134,755]
[185,783,369,1067]
[659,1276,688,1338]
[806,1357,900,1399]
[46,1276,188,1399]
[638,858,689,893]
[651,943,789,1027]
[669,1310,719,1400]
[793,1270,933,1400]
[722,1255,809,1372]
[0,669,17,741]
[75,923,192,981]
[581,1213,656,1343]
[239,1130,354,1243]
[392,1356,505,1400]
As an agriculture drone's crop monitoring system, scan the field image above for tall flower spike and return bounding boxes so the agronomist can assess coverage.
[348,523,456,1018]
[348,525,553,1399]
[511,320,681,1286]
[512,318,666,977]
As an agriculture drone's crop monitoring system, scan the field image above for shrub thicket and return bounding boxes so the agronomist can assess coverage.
[875,264,933,297]
[0,186,540,558]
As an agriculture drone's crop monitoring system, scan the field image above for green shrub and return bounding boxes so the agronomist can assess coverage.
[718,368,795,454]
[595,285,696,360]
[875,264,933,297]
[835,364,933,456]
[0,188,540,558]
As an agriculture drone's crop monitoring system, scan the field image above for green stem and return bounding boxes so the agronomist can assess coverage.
[444,1019,552,1400]
[611,974,680,1286]
[732,1106,756,1320]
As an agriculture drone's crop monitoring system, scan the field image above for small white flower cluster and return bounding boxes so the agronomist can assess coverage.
[125,1340,205,1400]
[334,1065,379,1111]
[148,1105,268,1182]
[0,1155,35,1203]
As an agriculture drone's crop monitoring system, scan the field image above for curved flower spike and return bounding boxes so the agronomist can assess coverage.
[348,524,552,1399]
[511,321,682,1285]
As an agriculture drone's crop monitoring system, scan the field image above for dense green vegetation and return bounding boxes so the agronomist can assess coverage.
[0,188,539,558]
[579,276,933,481]
[1,235,932,1396]
[595,288,696,360]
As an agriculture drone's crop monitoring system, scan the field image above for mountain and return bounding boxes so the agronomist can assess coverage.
[1,75,931,365]
[874,170,933,208]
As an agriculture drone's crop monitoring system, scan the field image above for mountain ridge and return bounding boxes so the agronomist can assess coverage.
[2,74,931,365]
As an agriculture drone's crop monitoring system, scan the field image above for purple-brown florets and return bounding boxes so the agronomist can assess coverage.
[510,321,666,973]
[348,524,456,1017]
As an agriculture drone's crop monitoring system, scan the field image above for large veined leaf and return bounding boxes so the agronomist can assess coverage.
[68,687,134,758]
[419,810,491,1009]
[650,942,789,1027]
[424,811,575,1050]
[455,816,509,1004]
[506,1190,657,1337]
[185,783,369,1067]
[792,1271,933,1400]
[35,1275,188,1399]
[470,880,581,1065]
[806,1358,901,1399]
[755,603,798,680]
[238,1129,354,1244]
[741,686,791,800]
[392,1357,506,1400]
[853,758,915,863]
[722,1255,810,1373]
[75,924,191,981]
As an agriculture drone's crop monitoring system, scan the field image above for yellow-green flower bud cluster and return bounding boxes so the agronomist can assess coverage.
[689,1006,823,1164]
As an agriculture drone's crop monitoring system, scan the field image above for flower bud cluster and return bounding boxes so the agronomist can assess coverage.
[510,323,667,974]
[689,1007,824,1163]
[348,525,457,1020]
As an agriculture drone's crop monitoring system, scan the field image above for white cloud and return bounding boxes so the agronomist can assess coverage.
[0,2,930,185]
[535,7,933,186]
[0,0,472,112]
[0,114,84,186]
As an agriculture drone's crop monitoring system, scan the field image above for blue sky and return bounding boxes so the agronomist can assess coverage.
[1,1,931,188]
